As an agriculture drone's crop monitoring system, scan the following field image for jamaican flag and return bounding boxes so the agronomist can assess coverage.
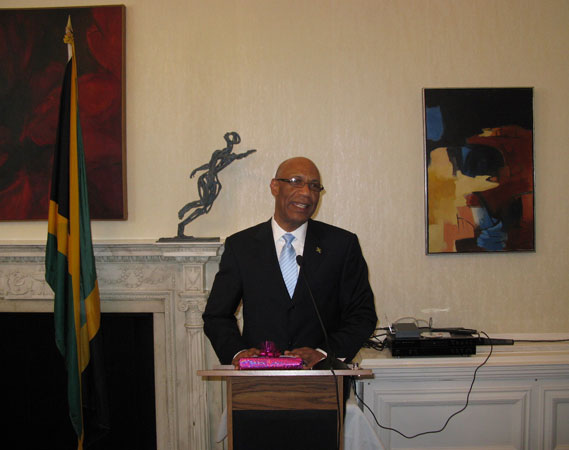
[45,17,109,450]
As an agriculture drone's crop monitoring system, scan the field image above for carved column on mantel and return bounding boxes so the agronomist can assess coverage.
[0,240,224,450]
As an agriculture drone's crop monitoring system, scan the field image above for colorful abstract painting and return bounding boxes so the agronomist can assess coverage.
[424,88,534,253]
[0,6,126,220]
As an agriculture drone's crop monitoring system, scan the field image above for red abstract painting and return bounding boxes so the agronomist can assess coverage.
[0,6,126,220]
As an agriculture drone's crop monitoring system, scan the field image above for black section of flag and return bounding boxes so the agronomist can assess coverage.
[50,59,72,219]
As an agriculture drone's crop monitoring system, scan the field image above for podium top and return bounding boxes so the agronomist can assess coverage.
[197,365,373,378]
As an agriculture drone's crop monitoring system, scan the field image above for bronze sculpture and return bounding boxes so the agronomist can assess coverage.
[175,132,256,239]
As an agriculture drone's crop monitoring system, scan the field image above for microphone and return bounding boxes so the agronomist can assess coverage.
[296,255,348,370]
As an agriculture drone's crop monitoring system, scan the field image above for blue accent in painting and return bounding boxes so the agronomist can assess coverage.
[476,209,507,251]
[426,106,444,141]
[461,146,471,172]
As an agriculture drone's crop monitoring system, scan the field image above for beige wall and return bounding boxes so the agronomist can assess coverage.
[2,0,568,334]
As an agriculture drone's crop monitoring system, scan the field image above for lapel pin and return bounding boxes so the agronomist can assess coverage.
[316,247,322,254]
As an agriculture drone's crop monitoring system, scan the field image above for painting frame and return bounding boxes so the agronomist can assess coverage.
[0,5,127,220]
[423,87,534,254]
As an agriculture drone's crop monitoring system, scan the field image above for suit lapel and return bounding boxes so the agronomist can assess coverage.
[302,220,324,275]
[253,220,292,305]
[292,220,324,305]
[253,220,278,265]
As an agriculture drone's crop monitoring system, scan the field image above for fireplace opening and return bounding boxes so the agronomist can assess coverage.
[1,312,157,450]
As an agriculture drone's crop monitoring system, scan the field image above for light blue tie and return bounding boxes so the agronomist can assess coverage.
[279,233,297,298]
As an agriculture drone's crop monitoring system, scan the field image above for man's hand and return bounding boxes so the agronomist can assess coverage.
[232,348,260,368]
[284,347,326,369]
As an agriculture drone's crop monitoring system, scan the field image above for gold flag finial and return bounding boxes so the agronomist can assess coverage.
[63,16,74,45]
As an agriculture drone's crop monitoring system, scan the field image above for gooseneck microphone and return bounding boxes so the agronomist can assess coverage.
[296,255,348,370]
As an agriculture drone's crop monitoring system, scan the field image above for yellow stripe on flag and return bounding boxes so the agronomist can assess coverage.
[48,200,70,257]
[85,281,101,341]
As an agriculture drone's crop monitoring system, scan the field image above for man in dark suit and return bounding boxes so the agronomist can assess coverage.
[203,157,377,368]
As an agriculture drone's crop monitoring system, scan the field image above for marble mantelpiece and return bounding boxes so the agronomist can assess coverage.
[0,240,224,450]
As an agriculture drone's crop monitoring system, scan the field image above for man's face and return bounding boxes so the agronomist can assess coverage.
[270,158,321,231]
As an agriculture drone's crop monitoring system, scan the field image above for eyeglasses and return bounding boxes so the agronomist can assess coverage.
[275,177,324,192]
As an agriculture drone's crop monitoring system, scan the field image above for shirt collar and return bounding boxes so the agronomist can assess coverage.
[271,217,307,247]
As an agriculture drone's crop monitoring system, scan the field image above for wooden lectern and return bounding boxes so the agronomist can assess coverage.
[198,366,371,450]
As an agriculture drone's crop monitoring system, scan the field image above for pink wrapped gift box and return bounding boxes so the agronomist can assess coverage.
[238,356,304,370]
[238,341,304,369]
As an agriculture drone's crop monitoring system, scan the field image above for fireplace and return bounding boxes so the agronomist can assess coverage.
[0,241,223,450]
[2,312,157,449]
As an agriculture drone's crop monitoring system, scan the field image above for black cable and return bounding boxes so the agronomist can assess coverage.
[362,340,385,352]
[353,331,494,439]
[296,255,344,449]
[363,328,389,351]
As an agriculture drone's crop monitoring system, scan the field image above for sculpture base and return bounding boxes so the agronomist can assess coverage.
[157,236,220,243]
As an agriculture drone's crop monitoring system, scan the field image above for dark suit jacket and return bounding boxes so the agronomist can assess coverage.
[202,219,377,365]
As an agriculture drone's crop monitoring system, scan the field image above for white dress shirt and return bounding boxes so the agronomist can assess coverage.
[271,217,307,274]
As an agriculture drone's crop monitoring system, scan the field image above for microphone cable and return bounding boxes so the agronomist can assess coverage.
[353,331,494,439]
[296,254,343,450]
